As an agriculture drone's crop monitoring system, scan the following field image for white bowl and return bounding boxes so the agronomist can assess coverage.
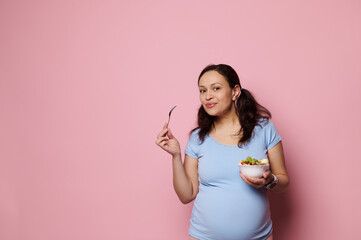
[239,164,269,178]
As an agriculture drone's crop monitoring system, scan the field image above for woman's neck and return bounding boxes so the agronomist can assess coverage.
[212,112,242,139]
[213,108,240,131]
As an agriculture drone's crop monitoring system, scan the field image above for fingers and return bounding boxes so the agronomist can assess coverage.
[155,123,179,155]
[167,128,175,139]
[155,123,169,147]
[156,123,176,141]
[157,123,169,139]
[240,173,267,189]
[155,136,168,146]
[263,169,271,179]
[155,137,172,153]
[263,170,274,186]
[240,174,259,188]
[155,123,172,150]
[239,174,249,184]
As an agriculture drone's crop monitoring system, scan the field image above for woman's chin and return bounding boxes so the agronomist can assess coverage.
[204,109,218,116]
[205,109,233,118]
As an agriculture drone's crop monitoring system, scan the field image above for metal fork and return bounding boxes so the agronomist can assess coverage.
[167,105,177,126]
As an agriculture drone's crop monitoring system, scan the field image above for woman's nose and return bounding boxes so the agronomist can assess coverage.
[206,91,213,100]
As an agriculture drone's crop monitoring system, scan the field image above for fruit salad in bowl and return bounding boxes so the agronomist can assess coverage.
[238,156,269,178]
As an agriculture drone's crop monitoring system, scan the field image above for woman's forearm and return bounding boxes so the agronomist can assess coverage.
[270,173,289,193]
[172,154,195,204]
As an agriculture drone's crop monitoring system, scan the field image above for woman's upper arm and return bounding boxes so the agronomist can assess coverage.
[184,154,199,200]
[267,141,288,175]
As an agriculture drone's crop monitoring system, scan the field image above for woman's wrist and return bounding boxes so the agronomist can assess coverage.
[172,153,182,161]
[264,174,278,189]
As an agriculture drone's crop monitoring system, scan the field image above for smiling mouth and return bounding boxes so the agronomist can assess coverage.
[205,103,216,108]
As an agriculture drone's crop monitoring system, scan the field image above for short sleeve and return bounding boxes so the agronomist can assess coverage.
[263,120,282,150]
[184,130,201,158]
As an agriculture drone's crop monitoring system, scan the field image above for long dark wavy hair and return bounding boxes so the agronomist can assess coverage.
[191,64,272,147]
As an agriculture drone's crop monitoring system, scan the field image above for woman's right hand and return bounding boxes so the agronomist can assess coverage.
[155,123,181,157]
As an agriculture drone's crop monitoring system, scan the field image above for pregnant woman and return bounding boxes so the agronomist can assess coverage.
[156,64,289,240]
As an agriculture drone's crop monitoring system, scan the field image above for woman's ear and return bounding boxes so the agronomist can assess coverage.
[232,85,241,101]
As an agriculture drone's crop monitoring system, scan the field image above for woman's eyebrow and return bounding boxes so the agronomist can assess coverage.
[198,82,223,88]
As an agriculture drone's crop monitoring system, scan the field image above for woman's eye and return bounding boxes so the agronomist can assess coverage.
[200,89,206,93]
[214,87,220,91]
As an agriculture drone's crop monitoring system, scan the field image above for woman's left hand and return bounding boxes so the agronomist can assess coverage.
[240,170,274,189]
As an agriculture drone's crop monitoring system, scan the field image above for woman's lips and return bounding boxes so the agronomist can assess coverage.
[205,103,216,108]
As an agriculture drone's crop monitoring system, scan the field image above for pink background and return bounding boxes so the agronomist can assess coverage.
[1,1,360,239]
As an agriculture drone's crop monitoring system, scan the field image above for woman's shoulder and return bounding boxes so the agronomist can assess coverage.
[185,128,203,153]
[188,128,201,141]
[189,127,200,136]
[256,118,272,128]
[254,118,279,134]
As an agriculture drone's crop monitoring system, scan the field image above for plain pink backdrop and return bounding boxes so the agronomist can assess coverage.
[1,0,360,239]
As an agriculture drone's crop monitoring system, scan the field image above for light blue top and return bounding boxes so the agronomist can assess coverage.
[185,119,282,240]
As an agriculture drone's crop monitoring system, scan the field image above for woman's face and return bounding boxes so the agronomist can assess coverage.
[198,70,239,117]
